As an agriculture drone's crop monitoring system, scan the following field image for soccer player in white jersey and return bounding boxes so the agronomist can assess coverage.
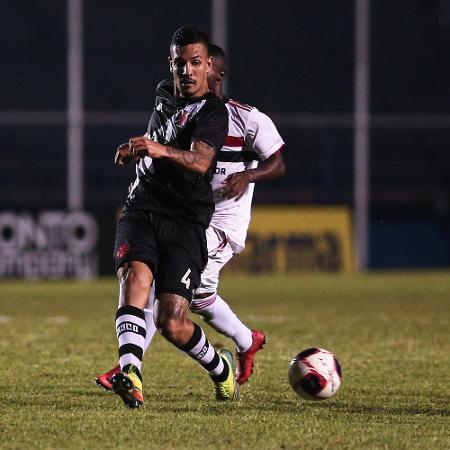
[96,44,285,390]
[194,45,285,384]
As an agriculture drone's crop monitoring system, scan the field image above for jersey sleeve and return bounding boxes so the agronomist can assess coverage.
[192,100,229,152]
[245,109,285,160]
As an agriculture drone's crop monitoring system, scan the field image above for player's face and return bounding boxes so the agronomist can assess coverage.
[170,43,211,97]
[207,55,226,91]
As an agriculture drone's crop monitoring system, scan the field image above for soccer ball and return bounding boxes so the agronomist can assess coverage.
[288,347,342,400]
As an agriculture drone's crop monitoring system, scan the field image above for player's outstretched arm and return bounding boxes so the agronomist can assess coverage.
[221,149,285,201]
[128,136,215,175]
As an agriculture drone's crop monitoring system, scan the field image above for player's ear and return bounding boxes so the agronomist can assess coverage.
[168,56,173,73]
[206,56,212,73]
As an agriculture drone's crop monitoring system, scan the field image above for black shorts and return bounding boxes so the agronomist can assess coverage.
[113,209,208,302]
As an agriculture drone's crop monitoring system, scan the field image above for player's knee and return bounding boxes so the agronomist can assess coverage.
[156,312,190,345]
[117,263,152,310]
[119,262,150,291]
[156,316,186,344]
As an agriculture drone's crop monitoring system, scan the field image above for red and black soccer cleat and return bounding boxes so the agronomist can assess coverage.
[235,329,266,385]
[95,364,120,391]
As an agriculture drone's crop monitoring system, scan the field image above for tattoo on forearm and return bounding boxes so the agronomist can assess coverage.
[166,141,214,168]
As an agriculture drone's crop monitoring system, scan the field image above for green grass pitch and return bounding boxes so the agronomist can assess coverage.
[1,272,450,449]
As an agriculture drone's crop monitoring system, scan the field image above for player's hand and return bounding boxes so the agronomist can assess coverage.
[114,143,138,166]
[129,136,165,159]
[221,172,251,201]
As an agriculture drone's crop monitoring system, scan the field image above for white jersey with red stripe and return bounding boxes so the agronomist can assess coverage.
[211,98,285,253]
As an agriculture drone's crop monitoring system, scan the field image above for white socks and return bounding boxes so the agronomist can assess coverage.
[143,306,157,353]
[191,293,252,353]
[116,305,146,371]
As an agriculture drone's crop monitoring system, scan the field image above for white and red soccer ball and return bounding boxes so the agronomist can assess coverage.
[288,347,342,400]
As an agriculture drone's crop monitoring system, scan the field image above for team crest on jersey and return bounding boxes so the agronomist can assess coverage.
[116,242,130,259]
[152,100,208,145]
[173,100,207,130]
[176,110,190,128]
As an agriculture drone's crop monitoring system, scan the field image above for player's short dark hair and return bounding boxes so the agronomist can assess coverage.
[209,44,226,61]
[171,26,210,51]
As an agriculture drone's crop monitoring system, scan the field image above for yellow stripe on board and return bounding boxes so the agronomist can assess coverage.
[227,206,354,273]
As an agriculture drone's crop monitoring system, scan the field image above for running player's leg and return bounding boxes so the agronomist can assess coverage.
[191,226,252,350]
[153,217,238,401]
[191,248,253,352]
[95,284,157,391]
[116,261,151,372]
[190,226,265,384]
[111,210,157,407]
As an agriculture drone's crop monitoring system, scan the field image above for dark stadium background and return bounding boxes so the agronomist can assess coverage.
[1,0,450,273]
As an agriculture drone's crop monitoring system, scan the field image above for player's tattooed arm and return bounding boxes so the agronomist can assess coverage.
[165,140,215,174]
[128,136,215,175]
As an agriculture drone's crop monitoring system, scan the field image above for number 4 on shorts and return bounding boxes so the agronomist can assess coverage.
[181,268,191,290]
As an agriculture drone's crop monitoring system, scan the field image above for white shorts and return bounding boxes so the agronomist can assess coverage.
[194,226,234,295]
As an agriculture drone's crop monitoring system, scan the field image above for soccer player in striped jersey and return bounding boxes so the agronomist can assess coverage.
[96,44,285,394]
[109,28,238,408]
